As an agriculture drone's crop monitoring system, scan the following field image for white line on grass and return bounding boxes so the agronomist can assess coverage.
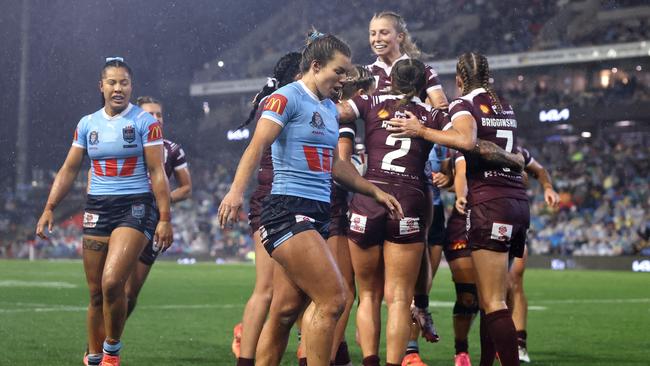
[0,280,78,288]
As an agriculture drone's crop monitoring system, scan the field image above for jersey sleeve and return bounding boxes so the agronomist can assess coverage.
[260,90,296,127]
[347,94,372,120]
[171,143,188,171]
[448,98,474,124]
[427,108,451,131]
[424,66,443,95]
[339,120,356,141]
[139,112,164,147]
[72,116,89,149]
[517,146,534,167]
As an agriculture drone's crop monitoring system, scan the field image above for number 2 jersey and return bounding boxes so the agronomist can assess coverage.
[347,94,448,189]
[261,80,339,203]
[448,87,526,205]
[73,103,163,195]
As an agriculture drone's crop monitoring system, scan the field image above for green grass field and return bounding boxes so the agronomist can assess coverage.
[1,259,648,365]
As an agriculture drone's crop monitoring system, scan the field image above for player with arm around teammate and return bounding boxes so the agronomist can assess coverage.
[387,52,529,366]
[36,58,172,366]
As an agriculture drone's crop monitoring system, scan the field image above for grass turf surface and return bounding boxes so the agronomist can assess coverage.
[0,259,648,365]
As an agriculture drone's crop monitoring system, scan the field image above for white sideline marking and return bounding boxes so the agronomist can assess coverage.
[1,298,648,315]
[0,280,77,288]
[0,303,242,314]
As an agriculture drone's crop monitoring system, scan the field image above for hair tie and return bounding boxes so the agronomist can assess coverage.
[266,77,278,88]
[308,31,325,42]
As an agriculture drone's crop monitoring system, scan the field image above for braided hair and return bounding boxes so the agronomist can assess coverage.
[239,52,301,129]
[456,52,502,113]
[390,58,426,108]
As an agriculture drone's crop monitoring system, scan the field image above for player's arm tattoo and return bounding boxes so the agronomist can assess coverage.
[82,238,108,252]
[471,139,524,171]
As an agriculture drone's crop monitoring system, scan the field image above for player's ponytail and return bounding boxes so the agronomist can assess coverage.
[390,59,426,108]
[238,52,301,129]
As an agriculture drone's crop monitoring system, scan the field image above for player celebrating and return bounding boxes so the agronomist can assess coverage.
[231,51,302,366]
[387,52,529,366]
[337,59,448,366]
[36,57,172,366]
[367,11,448,108]
[218,32,402,366]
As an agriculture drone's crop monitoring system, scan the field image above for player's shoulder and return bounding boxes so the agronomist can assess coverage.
[129,104,156,124]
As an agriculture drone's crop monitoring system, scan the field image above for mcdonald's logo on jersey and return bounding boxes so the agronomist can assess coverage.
[263,94,288,115]
[147,122,163,142]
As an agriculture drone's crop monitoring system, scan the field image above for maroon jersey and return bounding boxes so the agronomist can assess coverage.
[448,88,527,205]
[348,94,447,188]
[256,96,274,187]
[163,139,188,179]
[366,54,442,101]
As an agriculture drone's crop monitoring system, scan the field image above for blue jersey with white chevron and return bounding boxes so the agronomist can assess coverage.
[424,144,447,205]
[72,103,163,195]
[261,81,339,203]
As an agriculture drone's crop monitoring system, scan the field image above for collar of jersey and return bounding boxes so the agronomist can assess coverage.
[297,80,322,102]
[461,88,487,101]
[101,103,134,120]
[393,94,423,104]
[372,53,410,73]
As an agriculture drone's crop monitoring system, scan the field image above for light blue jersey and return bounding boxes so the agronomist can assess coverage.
[72,103,163,195]
[261,81,339,203]
[424,144,448,205]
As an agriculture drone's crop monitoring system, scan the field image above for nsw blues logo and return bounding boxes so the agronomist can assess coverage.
[131,203,145,219]
[122,125,136,143]
[89,131,99,145]
[310,111,325,129]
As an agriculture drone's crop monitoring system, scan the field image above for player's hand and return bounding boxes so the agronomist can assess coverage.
[218,190,243,229]
[455,196,468,215]
[544,188,560,208]
[432,172,451,188]
[153,220,173,252]
[372,188,404,220]
[385,110,424,138]
[36,210,54,239]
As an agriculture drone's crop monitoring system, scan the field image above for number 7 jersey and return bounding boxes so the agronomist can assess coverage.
[448,87,526,205]
[72,103,163,195]
[347,94,448,188]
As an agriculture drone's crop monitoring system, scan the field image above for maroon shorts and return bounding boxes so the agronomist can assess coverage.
[443,208,471,262]
[467,198,530,258]
[329,185,349,238]
[248,184,271,234]
[348,183,426,248]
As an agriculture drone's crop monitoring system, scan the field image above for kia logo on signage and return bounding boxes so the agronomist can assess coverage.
[539,108,570,122]
[227,128,250,141]
[632,260,650,272]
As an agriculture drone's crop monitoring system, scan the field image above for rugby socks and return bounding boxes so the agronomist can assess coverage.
[455,338,469,354]
[405,340,419,355]
[414,294,429,309]
[334,341,351,365]
[362,355,380,366]
[237,358,255,366]
[87,353,103,366]
[484,309,519,366]
[517,330,528,348]
[479,311,496,366]
[102,340,122,356]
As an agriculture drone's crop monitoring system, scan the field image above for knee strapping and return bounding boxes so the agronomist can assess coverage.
[453,282,479,316]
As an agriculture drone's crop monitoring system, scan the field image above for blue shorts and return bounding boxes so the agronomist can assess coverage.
[83,193,158,244]
[259,194,330,255]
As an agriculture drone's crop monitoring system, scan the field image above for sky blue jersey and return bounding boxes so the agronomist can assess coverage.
[261,81,339,203]
[424,144,448,205]
[72,103,163,195]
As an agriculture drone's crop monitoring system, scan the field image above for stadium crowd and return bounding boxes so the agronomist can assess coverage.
[3,130,648,260]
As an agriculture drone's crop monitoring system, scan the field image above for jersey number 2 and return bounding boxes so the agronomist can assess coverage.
[381,135,411,173]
